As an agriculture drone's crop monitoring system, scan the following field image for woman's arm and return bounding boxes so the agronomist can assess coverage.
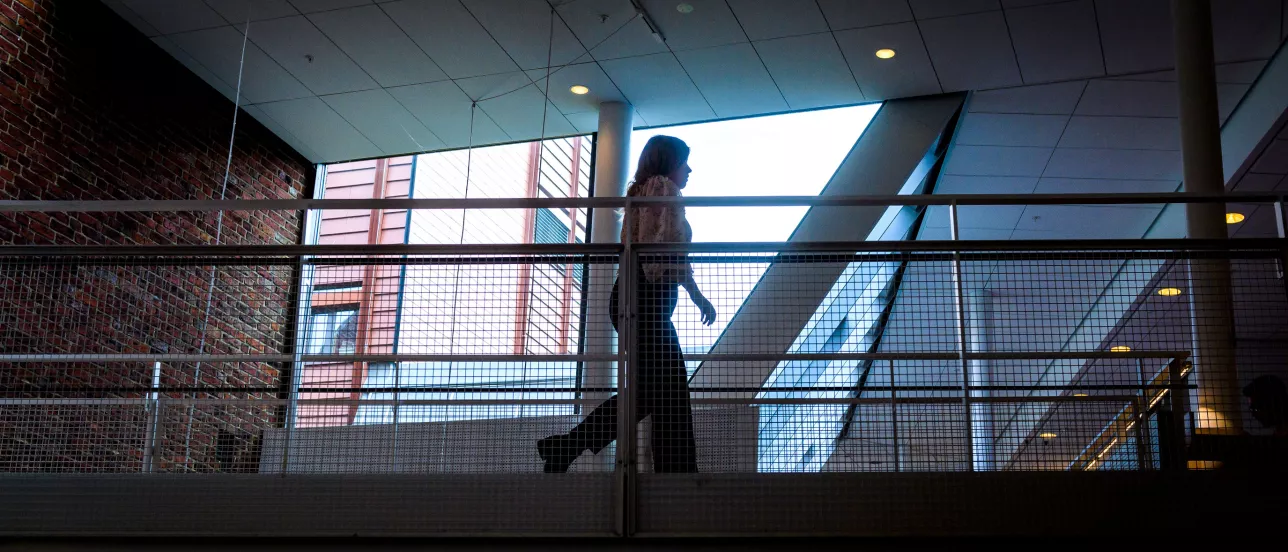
[681,271,716,326]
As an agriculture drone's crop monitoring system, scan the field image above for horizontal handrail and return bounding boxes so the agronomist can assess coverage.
[0,351,1186,363]
[0,239,1284,258]
[0,191,1283,212]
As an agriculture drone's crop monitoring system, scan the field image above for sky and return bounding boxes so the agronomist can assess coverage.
[629,104,881,243]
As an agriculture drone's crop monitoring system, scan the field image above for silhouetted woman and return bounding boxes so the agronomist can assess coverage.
[537,135,716,473]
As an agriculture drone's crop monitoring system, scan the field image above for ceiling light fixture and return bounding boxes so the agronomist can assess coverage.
[1157,287,1183,297]
[676,3,694,14]
[1110,345,1132,353]
[1039,432,1057,439]
[1073,393,1089,397]
[569,85,590,95]
[875,48,896,59]
[1226,212,1246,224]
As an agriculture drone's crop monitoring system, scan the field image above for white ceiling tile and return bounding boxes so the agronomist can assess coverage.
[639,0,747,51]
[257,97,381,162]
[563,111,600,134]
[918,226,1015,241]
[955,113,1068,147]
[526,63,627,115]
[243,104,323,162]
[1074,79,1176,118]
[675,43,787,118]
[1033,178,1178,194]
[1043,148,1181,180]
[388,81,509,148]
[918,12,1022,91]
[288,0,372,13]
[168,26,312,104]
[1251,140,1288,175]
[472,82,576,141]
[321,89,443,155]
[245,16,379,95]
[1218,83,1251,124]
[944,145,1053,177]
[1094,0,1171,75]
[1006,0,1104,83]
[599,53,715,126]
[455,71,533,101]
[309,6,447,88]
[816,0,913,30]
[754,33,864,109]
[833,23,941,99]
[1216,60,1269,84]
[727,0,830,40]
[121,0,225,34]
[102,0,161,36]
[1057,116,1180,150]
[1013,205,1160,238]
[150,36,236,101]
[1117,61,1274,84]
[205,0,298,22]
[968,81,1087,114]
[925,205,1026,229]
[933,175,1038,194]
[909,0,1000,19]
[558,0,669,61]
[462,0,589,70]
[1231,173,1285,192]
[1230,204,1280,238]
[381,0,519,78]
[1211,0,1281,63]
[1001,0,1067,6]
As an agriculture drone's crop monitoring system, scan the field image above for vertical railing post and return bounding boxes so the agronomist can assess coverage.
[615,200,636,537]
[1275,200,1288,304]
[889,359,899,472]
[949,201,975,470]
[142,360,163,473]
[1167,358,1191,469]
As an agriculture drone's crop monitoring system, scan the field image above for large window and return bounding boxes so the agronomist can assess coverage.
[298,137,592,427]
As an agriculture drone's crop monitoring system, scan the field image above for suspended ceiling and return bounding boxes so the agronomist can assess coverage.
[103,0,1288,164]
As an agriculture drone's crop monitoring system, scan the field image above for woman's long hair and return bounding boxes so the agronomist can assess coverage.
[628,135,689,196]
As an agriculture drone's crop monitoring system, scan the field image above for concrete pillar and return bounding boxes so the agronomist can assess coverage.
[968,290,994,471]
[582,102,633,412]
[1172,0,1241,433]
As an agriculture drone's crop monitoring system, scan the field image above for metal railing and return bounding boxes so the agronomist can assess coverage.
[0,193,1286,535]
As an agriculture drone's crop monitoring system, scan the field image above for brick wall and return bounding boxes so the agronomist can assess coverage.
[0,0,311,472]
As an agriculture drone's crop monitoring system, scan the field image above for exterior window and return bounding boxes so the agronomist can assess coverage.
[306,308,357,355]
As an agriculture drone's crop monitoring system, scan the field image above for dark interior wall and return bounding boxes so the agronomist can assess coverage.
[0,0,312,472]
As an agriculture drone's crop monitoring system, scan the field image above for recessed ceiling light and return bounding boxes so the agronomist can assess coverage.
[1110,345,1132,353]
[1157,287,1183,297]
[676,3,694,14]
[569,85,590,95]
[1073,393,1089,397]
[875,48,896,59]
[1226,212,1246,224]
[1039,432,1058,439]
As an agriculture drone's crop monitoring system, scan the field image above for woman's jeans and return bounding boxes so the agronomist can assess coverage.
[566,273,698,473]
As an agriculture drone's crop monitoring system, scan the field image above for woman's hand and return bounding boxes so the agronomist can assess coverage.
[692,293,717,326]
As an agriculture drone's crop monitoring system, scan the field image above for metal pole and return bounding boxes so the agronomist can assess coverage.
[142,361,162,473]
[889,359,900,472]
[616,201,636,537]
[949,202,975,470]
[1173,0,1241,435]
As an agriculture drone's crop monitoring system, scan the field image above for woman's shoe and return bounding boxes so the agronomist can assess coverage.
[536,434,580,473]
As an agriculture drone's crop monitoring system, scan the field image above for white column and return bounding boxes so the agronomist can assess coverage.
[582,102,633,409]
[1172,0,1241,434]
[968,290,994,471]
